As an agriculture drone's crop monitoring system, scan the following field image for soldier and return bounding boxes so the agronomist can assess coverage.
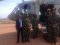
[23,15,30,42]
[32,15,39,39]
[45,8,58,45]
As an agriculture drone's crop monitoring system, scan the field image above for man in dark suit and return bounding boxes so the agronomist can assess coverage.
[16,15,23,43]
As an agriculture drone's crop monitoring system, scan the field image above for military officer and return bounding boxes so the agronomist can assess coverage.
[23,15,31,42]
[45,8,58,45]
[32,15,39,39]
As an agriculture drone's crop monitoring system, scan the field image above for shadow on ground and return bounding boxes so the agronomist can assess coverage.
[0,31,51,45]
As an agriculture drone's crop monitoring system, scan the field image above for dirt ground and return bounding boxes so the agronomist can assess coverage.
[0,24,60,45]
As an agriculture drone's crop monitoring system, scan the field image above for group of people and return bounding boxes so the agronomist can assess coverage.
[16,4,59,45]
[16,15,39,43]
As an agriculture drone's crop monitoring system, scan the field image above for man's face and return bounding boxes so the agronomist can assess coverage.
[52,8,56,13]
[46,9,52,16]
[19,15,22,19]
[47,8,52,14]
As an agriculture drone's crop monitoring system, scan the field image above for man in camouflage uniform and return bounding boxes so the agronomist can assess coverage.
[45,8,58,45]
[22,15,30,42]
[32,15,39,39]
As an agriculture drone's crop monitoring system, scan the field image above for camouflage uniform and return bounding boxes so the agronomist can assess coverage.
[22,16,30,42]
[45,8,58,45]
[32,15,39,39]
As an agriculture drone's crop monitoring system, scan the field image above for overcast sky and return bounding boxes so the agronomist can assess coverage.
[0,0,31,18]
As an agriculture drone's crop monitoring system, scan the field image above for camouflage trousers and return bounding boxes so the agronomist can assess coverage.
[46,24,57,43]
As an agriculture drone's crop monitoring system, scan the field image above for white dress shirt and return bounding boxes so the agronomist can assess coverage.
[19,19,22,28]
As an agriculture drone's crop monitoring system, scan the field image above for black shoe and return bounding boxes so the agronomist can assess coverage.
[27,40,30,42]
[17,41,19,44]
[33,37,36,39]
[22,40,26,43]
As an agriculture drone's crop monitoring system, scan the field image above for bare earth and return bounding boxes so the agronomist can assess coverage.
[0,24,60,45]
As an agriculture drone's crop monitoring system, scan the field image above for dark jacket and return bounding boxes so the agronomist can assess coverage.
[16,19,23,30]
[16,19,21,30]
